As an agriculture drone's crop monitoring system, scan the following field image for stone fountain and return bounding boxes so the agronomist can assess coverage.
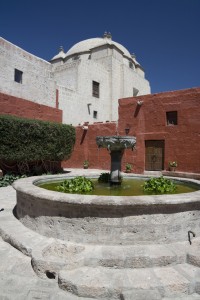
[96,136,136,184]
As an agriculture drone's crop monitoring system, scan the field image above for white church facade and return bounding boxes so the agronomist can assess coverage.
[0,33,150,125]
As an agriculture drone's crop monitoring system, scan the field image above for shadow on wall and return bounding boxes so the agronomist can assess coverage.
[80,125,88,144]
[134,101,143,117]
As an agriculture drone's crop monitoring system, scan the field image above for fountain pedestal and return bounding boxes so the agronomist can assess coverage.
[110,150,124,184]
[96,136,136,184]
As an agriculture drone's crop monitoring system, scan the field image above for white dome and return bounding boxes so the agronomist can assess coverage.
[65,37,132,59]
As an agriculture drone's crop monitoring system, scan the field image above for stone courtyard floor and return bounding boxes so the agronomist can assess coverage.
[0,169,200,299]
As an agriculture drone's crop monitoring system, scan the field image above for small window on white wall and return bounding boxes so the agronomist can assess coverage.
[14,69,23,83]
[92,81,99,98]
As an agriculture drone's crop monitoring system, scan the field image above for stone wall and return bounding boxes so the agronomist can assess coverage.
[0,92,62,123]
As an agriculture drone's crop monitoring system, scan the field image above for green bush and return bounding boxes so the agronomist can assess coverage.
[0,115,75,173]
[143,176,177,194]
[57,176,94,194]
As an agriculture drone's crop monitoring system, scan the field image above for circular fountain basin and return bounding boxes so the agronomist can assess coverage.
[13,173,200,245]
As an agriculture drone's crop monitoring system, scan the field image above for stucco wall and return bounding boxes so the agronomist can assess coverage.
[63,122,117,170]
[118,87,200,173]
[0,37,151,126]
[0,38,56,108]
[64,87,200,174]
[52,44,150,125]
[57,60,111,125]
[53,61,79,90]
[0,92,62,123]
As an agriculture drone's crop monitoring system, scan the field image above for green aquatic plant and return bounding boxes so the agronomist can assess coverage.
[143,176,177,194]
[57,176,94,193]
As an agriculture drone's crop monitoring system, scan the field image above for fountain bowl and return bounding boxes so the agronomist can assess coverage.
[13,172,200,245]
[96,136,136,151]
[96,135,136,183]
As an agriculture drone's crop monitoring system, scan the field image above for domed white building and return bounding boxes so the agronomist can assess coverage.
[50,33,151,125]
[0,34,150,125]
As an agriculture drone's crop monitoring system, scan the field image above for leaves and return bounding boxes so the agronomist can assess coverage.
[143,176,177,194]
[57,176,94,194]
[0,115,75,163]
[0,174,27,187]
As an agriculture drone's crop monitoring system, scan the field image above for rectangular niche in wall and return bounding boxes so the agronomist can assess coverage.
[14,69,23,84]
[93,110,98,119]
[133,87,139,96]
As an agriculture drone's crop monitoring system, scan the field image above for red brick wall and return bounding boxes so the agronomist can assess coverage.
[64,87,200,174]
[0,92,62,123]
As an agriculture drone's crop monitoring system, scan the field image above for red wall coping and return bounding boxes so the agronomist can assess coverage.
[0,92,62,123]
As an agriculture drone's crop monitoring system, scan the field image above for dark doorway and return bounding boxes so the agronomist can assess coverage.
[145,140,165,171]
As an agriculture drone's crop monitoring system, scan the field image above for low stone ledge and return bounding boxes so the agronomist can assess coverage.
[162,171,200,180]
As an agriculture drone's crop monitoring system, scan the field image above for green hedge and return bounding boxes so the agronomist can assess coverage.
[0,114,75,164]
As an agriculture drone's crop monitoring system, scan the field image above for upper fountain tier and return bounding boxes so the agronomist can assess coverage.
[96,136,136,151]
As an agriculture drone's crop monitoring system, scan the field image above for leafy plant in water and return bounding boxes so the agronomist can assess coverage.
[98,172,110,183]
[57,176,94,194]
[0,174,27,187]
[143,176,177,194]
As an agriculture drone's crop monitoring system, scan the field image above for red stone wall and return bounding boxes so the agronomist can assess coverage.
[64,87,200,174]
[0,92,62,123]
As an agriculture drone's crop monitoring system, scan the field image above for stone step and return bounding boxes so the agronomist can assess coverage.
[58,264,199,299]
[82,243,187,269]
[31,240,191,280]
[163,294,200,300]
[187,248,200,268]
